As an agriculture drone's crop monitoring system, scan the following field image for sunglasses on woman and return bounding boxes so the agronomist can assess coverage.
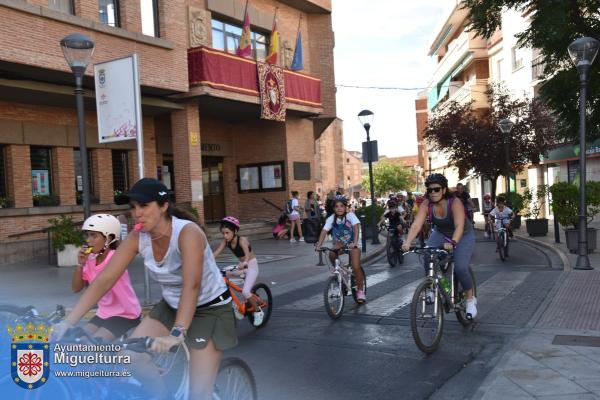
[427,187,443,193]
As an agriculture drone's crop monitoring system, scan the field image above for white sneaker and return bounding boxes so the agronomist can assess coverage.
[252,310,264,327]
[232,303,244,320]
[425,289,435,304]
[466,297,478,319]
[298,237,305,242]
[290,238,297,243]
[484,232,489,238]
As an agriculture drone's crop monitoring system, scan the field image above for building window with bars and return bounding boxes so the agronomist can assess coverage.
[112,150,129,195]
[0,146,8,208]
[74,149,95,204]
[99,0,120,27]
[31,147,58,206]
[211,19,268,61]
[141,0,160,37]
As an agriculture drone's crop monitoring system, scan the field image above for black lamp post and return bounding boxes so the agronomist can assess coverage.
[61,33,95,219]
[568,36,599,270]
[358,109,380,245]
[498,118,514,195]
[427,144,433,174]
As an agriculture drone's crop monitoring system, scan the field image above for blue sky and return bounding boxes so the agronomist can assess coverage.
[332,0,449,158]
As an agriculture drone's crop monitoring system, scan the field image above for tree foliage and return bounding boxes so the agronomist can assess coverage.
[424,83,556,196]
[362,159,412,196]
[462,0,600,141]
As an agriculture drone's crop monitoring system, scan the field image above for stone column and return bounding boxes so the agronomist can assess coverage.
[6,145,32,208]
[52,147,76,206]
[91,148,114,204]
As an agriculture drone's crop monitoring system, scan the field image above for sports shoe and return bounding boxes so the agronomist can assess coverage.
[289,238,297,243]
[425,289,435,304]
[356,290,366,303]
[484,232,489,239]
[298,237,305,242]
[252,310,264,327]
[232,303,244,320]
[466,297,478,320]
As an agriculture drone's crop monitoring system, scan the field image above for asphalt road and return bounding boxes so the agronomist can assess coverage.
[224,232,564,400]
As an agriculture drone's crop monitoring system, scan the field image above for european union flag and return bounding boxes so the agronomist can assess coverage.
[291,31,304,71]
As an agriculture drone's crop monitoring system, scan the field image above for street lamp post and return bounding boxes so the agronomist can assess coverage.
[498,118,514,195]
[568,36,599,270]
[358,109,380,245]
[427,145,433,174]
[60,33,95,220]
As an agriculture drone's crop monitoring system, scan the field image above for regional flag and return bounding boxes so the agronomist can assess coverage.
[290,30,304,71]
[236,2,252,58]
[266,13,279,64]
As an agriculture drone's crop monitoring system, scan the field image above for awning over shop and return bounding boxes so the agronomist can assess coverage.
[426,53,473,112]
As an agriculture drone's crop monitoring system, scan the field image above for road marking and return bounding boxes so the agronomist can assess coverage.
[280,269,408,310]
[354,278,423,316]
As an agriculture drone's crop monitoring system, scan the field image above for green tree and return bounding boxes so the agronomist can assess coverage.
[463,0,600,141]
[362,159,412,196]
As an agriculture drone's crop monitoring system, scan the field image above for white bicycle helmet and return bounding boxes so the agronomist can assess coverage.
[82,214,121,244]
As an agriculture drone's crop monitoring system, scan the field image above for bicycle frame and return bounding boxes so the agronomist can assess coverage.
[222,271,265,315]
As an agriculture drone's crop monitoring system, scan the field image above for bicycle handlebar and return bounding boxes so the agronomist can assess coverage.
[402,245,451,256]
[61,326,177,353]
[315,246,353,253]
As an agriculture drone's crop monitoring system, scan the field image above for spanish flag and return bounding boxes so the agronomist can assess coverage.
[266,11,279,64]
[236,1,252,58]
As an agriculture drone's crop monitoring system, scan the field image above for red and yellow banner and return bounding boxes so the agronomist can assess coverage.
[188,46,322,108]
[257,62,286,121]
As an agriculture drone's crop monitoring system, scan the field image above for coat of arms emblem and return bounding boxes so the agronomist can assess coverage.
[8,322,51,390]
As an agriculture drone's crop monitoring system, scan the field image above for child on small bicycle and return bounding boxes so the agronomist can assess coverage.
[213,216,263,326]
[315,196,366,303]
[72,214,141,340]
[377,200,406,234]
[489,196,513,237]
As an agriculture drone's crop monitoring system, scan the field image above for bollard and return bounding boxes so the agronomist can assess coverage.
[317,249,325,266]
[359,214,367,253]
[553,217,560,243]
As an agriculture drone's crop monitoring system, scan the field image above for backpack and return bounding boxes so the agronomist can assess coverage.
[428,196,472,224]
[285,199,294,215]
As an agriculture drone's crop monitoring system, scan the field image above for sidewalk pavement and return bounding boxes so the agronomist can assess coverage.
[472,216,600,399]
[0,231,387,314]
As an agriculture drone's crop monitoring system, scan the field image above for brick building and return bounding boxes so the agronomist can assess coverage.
[0,0,341,263]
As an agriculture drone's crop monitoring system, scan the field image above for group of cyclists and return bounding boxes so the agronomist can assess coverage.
[45,172,518,398]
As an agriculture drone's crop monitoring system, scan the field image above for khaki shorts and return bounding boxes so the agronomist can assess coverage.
[149,299,238,351]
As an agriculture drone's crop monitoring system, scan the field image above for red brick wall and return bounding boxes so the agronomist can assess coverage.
[91,148,114,203]
[0,2,188,92]
[306,13,336,117]
[6,145,32,208]
[52,146,76,205]
[284,116,316,200]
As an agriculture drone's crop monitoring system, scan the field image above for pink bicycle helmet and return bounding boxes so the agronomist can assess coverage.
[221,216,240,230]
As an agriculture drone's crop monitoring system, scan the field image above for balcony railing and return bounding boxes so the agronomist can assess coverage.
[532,55,546,81]
[188,46,322,109]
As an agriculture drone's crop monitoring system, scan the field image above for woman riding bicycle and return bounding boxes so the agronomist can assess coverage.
[72,214,141,341]
[402,173,478,319]
[315,195,366,303]
[213,216,264,326]
[53,178,237,400]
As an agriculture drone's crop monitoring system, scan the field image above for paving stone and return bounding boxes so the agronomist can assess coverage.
[578,379,600,396]
[539,354,600,381]
[536,394,599,400]
[504,367,589,396]
[479,375,534,400]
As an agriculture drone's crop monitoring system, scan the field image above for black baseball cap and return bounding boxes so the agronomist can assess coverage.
[115,178,170,205]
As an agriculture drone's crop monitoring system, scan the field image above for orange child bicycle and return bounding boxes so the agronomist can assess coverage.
[221,265,273,328]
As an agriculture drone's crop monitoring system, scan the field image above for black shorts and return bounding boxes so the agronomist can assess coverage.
[88,315,141,338]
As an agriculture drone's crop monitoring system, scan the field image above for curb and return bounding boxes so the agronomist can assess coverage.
[513,234,572,272]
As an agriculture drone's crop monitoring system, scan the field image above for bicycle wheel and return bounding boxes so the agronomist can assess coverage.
[497,232,506,261]
[323,276,345,319]
[397,239,404,265]
[505,236,510,257]
[386,239,397,267]
[351,266,367,304]
[410,280,444,354]
[213,357,257,400]
[247,283,272,328]
[455,267,477,327]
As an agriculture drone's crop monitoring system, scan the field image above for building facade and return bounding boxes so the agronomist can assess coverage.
[343,150,363,198]
[0,0,341,263]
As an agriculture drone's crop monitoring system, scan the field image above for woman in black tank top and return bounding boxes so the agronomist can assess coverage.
[213,216,263,326]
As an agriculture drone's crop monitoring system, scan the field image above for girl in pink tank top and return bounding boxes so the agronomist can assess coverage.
[72,214,141,340]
